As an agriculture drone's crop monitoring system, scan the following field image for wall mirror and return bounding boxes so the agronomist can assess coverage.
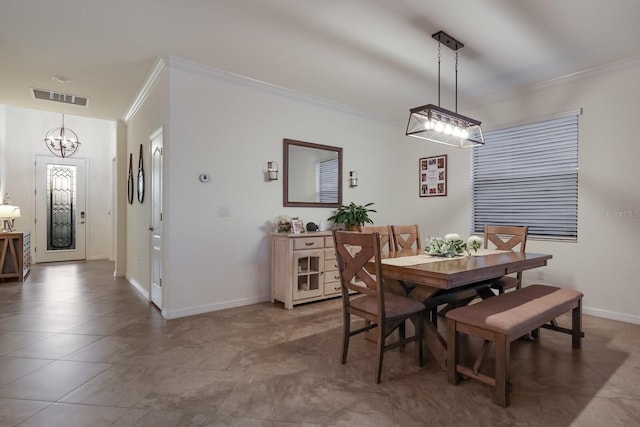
[283,139,342,207]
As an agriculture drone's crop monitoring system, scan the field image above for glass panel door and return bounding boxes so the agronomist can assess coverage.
[35,156,86,263]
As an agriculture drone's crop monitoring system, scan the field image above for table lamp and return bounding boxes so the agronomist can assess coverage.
[0,205,20,232]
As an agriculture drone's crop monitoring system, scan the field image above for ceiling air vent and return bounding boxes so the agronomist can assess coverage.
[31,89,88,107]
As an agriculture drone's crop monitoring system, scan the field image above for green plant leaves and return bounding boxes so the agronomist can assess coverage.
[327,202,376,227]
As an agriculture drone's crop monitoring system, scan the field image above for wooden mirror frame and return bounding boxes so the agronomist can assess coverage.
[283,139,343,207]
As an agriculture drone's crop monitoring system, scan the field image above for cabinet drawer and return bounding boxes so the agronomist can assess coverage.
[324,259,339,273]
[293,237,324,250]
[324,248,336,260]
[324,236,334,248]
[324,278,342,295]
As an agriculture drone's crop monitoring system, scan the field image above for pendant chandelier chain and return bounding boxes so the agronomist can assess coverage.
[455,50,459,113]
[437,42,441,107]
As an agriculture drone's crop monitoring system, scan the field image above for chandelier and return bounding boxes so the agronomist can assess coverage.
[406,31,484,148]
[44,114,81,158]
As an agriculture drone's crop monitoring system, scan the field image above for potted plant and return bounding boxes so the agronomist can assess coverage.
[327,202,376,231]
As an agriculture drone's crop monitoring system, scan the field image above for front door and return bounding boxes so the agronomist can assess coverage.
[35,156,86,262]
[150,129,163,309]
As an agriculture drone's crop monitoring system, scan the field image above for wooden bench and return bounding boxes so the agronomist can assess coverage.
[445,284,583,406]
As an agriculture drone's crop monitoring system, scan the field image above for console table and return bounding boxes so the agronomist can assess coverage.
[0,231,31,281]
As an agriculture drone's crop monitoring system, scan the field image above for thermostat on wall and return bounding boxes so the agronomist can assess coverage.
[199,173,210,183]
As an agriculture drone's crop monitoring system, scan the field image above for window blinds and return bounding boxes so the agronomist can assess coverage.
[471,114,579,240]
[316,158,339,203]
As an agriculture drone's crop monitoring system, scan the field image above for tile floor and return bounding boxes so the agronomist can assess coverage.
[0,260,639,426]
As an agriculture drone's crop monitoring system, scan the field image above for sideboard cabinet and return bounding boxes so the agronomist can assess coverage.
[270,231,341,309]
[0,231,31,281]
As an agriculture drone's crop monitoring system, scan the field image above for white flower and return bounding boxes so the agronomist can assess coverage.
[444,233,461,241]
[467,235,483,252]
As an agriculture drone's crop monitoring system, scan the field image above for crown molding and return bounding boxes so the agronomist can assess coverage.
[468,53,640,109]
[162,55,396,125]
[123,57,168,123]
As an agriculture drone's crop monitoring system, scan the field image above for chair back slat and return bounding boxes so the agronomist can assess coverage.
[484,225,529,291]
[484,225,528,253]
[391,224,422,251]
[333,230,384,312]
[360,225,392,252]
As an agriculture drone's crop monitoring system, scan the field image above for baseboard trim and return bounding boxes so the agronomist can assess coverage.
[162,295,271,320]
[584,306,640,326]
[126,275,149,300]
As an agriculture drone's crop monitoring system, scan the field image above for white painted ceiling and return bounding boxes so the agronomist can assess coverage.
[2,0,640,124]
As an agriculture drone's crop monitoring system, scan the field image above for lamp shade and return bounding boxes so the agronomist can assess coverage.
[0,205,20,218]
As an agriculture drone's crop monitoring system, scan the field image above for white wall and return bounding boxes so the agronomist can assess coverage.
[461,57,640,324]
[1,107,115,261]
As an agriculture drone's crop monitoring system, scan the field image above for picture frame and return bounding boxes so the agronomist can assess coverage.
[419,154,447,197]
[291,219,306,234]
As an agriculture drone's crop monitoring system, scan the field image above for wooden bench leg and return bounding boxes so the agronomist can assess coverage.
[572,300,582,349]
[494,334,510,407]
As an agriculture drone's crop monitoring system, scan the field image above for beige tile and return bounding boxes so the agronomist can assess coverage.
[19,402,128,427]
[0,331,52,356]
[7,333,103,359]
[0,360,113,401]
[62,363,243,415]
[0,397,51,426]
[0,357,51,386]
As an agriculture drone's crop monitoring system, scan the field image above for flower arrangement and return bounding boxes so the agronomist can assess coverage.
[425,233,484,257]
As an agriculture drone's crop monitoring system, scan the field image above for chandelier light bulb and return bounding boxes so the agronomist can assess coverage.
[444,124,453,135]
[452,127,461,137]
[434,121,444,132]
[460,128,469,139]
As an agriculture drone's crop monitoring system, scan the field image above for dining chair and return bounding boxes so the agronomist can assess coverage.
[359,225,393,252]
[333,230,425,383]
[484,225,529,294]
[391,224,422,251]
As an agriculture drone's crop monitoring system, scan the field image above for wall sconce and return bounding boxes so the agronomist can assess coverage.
[349,171,358,187]
[267,161,279,181]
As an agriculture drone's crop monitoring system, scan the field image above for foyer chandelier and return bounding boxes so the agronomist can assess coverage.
[44,114,81,158]
[406,31,484,148]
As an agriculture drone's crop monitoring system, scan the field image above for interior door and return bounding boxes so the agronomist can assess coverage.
[35,156,86,262]
[150,129,163,309]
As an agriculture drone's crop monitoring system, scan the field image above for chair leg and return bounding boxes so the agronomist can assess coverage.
[375,321,385,383]
[341,312,350,364]
[399,321,406,349]
[416,313,424,367]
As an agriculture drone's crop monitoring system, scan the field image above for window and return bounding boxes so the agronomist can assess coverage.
[316,158,339,203]
[471,113,579,240]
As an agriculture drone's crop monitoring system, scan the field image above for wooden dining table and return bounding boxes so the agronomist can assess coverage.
[377,248,553,369]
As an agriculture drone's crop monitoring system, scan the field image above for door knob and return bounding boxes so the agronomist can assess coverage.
[149,226,154,231]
